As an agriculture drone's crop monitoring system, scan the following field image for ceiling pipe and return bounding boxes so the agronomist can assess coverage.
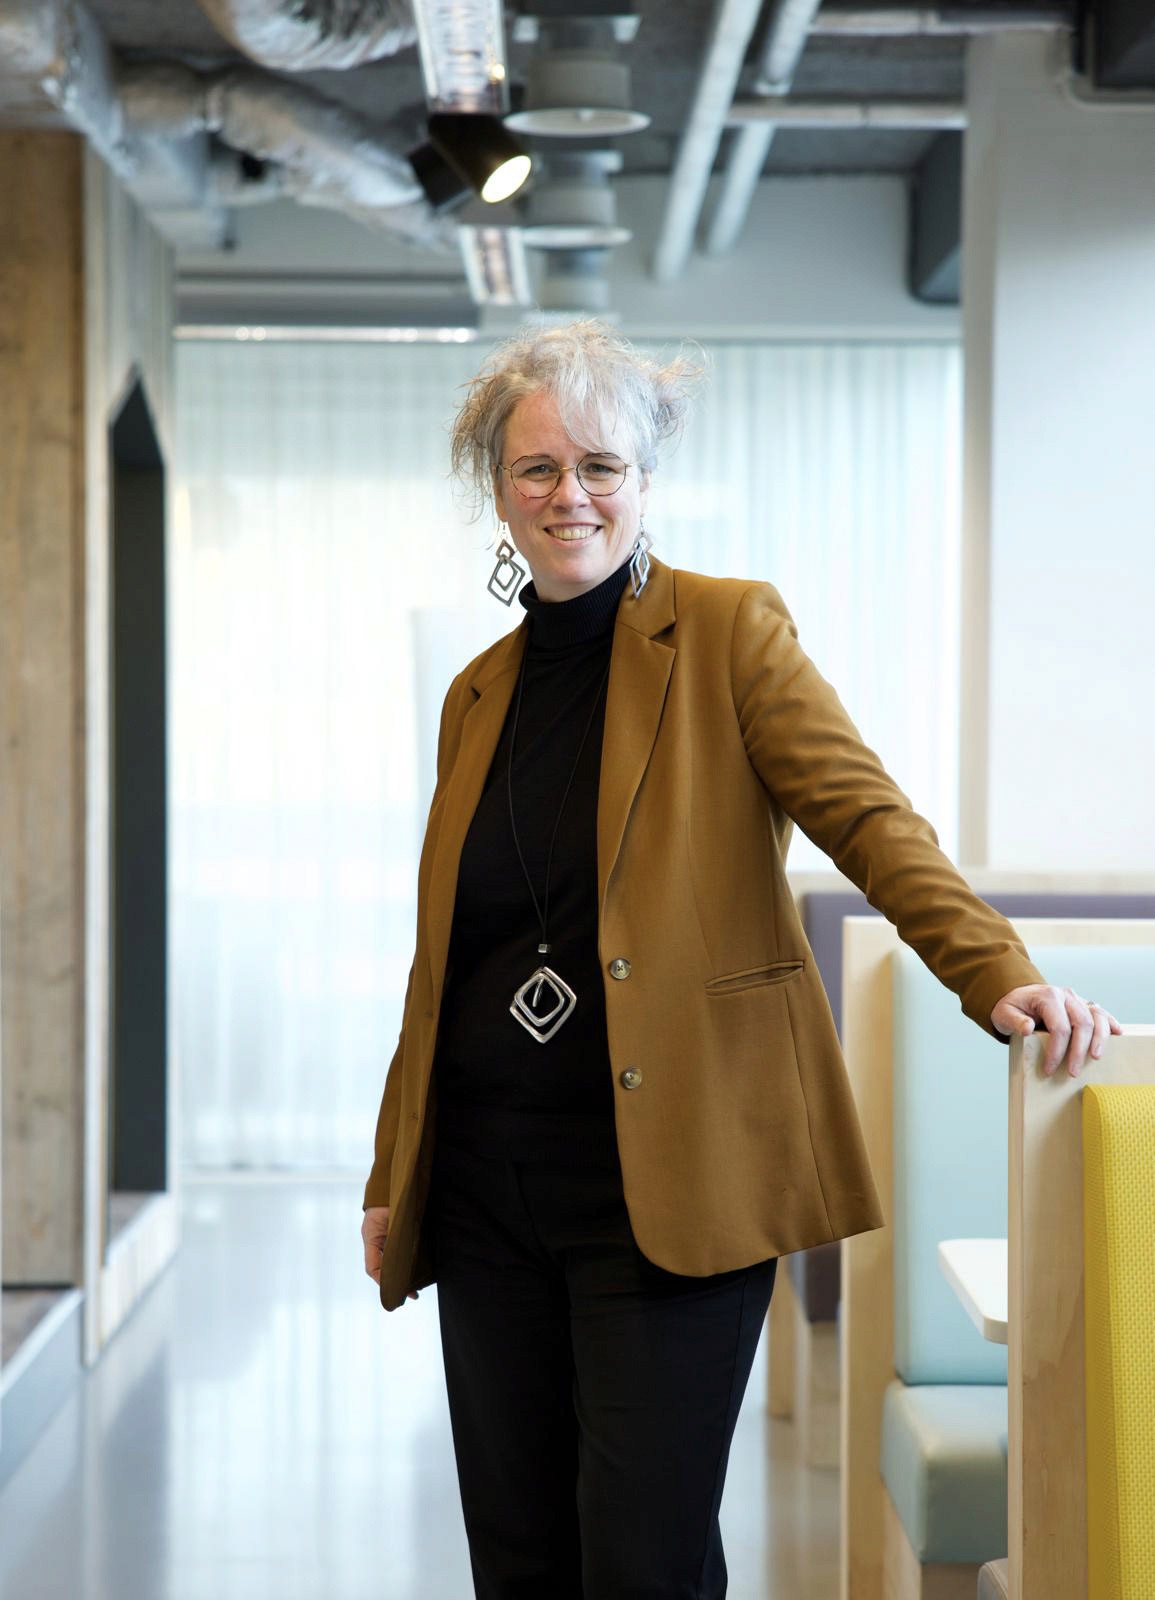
[194,0,417,72]
[521,150,631,249]
[703,0,1070,256]
[650,0,765,284]
[702,0,826,258]
[808,5,1070,34]
[539,246,614,313]
[725,94,967,126]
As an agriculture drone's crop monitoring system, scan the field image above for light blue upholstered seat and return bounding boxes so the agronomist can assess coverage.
[881,939,1155,1567]
[880,1382,1007,1562]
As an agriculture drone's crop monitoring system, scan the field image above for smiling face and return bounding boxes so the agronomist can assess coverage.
[493,388,649,603]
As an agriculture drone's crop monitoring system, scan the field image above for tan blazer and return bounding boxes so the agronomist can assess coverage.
[366,554,1044,1311]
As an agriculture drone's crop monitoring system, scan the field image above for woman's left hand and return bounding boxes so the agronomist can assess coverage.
[990,985,1123,1075]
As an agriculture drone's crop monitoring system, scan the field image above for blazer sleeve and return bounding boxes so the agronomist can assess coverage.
[362,668,469,1211]
[729,580,1046,1041]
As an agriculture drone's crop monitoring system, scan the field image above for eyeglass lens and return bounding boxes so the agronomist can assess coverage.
[509,455,627,496]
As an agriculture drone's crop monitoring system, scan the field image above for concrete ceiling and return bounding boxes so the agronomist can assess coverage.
[87,0,980,177]
[56,0,1078,318]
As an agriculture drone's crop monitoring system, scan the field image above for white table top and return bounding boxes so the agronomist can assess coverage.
[936,1238,1008,1345]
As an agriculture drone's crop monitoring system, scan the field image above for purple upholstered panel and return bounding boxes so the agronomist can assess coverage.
[785,1239,841,1321]
[802,891,1155,1041]
[785,890,1155,1323]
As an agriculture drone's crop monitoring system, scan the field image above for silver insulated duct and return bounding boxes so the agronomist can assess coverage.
[194,0,417,72]
[0,0,455,252]
[117,61,456,250]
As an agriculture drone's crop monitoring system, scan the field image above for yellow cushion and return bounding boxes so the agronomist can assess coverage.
[1083,1084,1155,1600]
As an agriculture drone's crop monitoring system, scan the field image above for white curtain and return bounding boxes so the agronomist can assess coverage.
[172,337,960,1171]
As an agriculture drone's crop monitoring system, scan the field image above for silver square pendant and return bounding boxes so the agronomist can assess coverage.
[510,966,577,1043]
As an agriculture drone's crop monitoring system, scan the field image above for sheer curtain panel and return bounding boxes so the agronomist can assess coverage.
[172,338,960,1171]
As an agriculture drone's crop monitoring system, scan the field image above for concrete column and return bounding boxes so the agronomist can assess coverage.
[0,133,87,1285]
[959,31,1155,869]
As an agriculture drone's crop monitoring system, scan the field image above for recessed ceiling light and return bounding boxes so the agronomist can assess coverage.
[506,106,649,136]
[504,49,650,139]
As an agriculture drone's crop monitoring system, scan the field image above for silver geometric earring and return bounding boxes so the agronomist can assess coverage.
[487,527,526,605]
[628,523,652,599]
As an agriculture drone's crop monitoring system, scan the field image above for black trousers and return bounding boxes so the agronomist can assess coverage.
[425,1104,778,1600]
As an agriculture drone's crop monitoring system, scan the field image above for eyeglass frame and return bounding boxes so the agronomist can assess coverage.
[497,452,637,500]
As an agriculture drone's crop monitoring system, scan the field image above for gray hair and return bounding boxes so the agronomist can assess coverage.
[449,318,705,518]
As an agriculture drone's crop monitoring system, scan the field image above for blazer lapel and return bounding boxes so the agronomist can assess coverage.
[424,556,678,1007]
[425,619,528,1007]
[597,559,676,914]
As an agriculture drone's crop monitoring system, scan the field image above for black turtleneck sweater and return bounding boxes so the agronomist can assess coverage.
[432,557,633,1158]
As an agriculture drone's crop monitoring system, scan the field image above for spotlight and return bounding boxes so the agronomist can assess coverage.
[408,141,472,213]
[410,113,532,212]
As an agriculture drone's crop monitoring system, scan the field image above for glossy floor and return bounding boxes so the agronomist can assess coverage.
[0,1178,838,1600]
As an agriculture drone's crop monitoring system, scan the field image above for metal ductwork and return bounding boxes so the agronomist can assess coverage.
[520,151,631,249]
[724,96,968,128]
[194,0,417,72]
[650,0,765,284]
[117,60,456,251]
[695,0,1073,263]
[538,246,615,314]
[0,0,231,247]
[495,7,646,311]
[651,0,1033,276]
[0,0,128,172]
[0,0,456,254]
[809,5,1071,35]
[701,0,826,258]
[507,14,648,137]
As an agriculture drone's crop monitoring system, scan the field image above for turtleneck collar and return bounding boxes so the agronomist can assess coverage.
[518,556,633,651]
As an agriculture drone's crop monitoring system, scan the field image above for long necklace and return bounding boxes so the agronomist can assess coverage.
[505,643,612,1043]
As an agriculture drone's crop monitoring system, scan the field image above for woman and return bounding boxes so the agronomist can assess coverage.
[360,320,1119,1599]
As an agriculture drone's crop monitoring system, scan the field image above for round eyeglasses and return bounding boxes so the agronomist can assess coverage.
[499,454,633,499]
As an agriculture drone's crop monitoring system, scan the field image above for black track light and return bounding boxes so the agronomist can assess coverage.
[408,140,473,213]
[409,113,532,213]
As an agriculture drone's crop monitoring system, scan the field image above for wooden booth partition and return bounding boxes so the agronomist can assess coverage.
[1006,1024,1155,1599]
[840,916,1155,1600]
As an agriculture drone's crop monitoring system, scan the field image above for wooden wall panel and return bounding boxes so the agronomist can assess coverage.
[0,131,87,1284]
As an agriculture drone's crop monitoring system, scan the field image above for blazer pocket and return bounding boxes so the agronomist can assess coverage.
[705,959,805,996]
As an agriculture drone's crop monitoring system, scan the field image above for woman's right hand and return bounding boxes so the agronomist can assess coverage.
[362,1206,419,1299]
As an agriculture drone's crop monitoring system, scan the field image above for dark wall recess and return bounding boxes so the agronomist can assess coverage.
[909,132,963,307]
[108,375,168,1207]
[1091,0,1155,87]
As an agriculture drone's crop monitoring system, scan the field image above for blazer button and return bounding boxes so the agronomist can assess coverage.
[620,1067,643,1090]
[609,957,632,980]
